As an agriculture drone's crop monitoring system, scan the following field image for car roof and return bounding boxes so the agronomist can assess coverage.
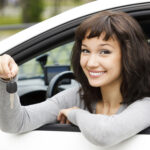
[0,0,149,54]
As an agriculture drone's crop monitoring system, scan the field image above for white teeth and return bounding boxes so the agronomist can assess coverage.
[89,72,105,76]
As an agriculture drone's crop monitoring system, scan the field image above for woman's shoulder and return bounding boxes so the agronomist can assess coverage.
[125,97,150,111]
[134,97,150,104]
[142,97,150,101]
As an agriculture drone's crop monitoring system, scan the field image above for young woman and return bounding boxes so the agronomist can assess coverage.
[0,10,150,147]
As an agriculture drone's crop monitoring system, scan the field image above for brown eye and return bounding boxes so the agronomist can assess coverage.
[81,49,90,53]
[100,50,111,54]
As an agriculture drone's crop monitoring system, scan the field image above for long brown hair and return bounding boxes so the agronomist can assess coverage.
[71,11,150,112]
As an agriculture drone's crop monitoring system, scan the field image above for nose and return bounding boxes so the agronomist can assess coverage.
[87,54,99,68]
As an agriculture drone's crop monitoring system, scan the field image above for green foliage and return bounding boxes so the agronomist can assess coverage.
[0,16,21,25]
[22,0,44,23]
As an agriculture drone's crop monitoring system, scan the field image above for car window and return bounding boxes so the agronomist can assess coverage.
[18,41,74,79]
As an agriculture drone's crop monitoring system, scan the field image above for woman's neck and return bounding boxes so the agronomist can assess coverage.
[96,82,123,115]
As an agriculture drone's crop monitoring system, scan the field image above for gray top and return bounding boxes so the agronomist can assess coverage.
[0,78,150,147]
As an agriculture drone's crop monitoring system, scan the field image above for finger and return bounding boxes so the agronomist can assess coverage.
[57,111,61,121]
[0,62,4,76]
[66,119,70,124]
[1,57,10,75]
[60,115,66,124]
[0,55,12,78]
[57,111,65,123]
[0,63,7,79]
[57,109,66,120]
[9,58,18,78]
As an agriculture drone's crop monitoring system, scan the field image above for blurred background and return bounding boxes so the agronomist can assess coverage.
[0,0,95,41]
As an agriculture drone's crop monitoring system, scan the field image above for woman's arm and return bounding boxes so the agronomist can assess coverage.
[0,78,59,133]
[0,54,81,134]
[0,54,59,133]
[66,98,150,147]
[0,78,81,133]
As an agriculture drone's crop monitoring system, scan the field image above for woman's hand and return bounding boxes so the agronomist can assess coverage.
[57,107,79,124]
[0,54,19,80]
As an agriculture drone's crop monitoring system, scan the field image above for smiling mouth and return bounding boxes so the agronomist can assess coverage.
[89,71,106,77]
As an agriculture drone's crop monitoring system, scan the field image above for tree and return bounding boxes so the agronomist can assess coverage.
[21,0,44,23]
[73,0,80,4]
[0,0,6,15]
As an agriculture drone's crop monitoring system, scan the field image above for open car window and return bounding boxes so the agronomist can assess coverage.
[18,41,74,79]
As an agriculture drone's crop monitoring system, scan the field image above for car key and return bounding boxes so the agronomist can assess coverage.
[6,80,17,109]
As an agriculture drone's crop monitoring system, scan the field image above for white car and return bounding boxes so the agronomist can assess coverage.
[0,0,150,149]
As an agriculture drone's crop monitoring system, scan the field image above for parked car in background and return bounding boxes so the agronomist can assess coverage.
[0,0,150,149]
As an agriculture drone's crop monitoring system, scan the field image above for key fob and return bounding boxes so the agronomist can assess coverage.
[6,81,17,93]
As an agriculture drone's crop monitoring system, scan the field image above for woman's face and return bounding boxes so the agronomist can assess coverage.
[80,33,122,88]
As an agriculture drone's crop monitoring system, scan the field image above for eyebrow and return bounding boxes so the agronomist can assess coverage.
[81,43,114,48]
